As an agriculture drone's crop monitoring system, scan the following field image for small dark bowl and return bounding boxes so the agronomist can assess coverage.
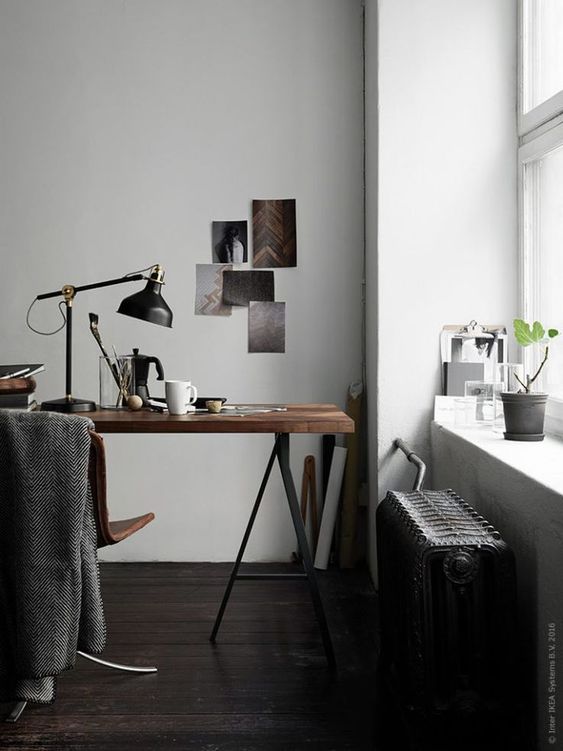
[194,397,227,409]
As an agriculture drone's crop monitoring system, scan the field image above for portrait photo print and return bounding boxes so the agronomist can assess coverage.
[212,221,248,264]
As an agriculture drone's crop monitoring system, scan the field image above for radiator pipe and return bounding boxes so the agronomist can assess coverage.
[394,438,426,491]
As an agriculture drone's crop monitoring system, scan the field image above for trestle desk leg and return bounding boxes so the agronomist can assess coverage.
[210,436,280,643]
[276,433,336,671]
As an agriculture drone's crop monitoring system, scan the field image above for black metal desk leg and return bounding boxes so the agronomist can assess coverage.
[276,433,336,671]
[210,436,280,643]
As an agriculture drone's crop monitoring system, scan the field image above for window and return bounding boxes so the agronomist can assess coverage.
[521,0,563,123]
[519,1,563,424]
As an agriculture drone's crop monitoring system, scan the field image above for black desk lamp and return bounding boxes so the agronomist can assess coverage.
[31,265,173,413]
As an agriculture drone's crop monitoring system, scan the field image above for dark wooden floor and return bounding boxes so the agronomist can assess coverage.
[1,562,381,751]
[0,563,530,751]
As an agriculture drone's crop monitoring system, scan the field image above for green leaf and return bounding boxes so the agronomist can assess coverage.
[514,319,545,346]
[531,321,545,341]
[548,328,559,339]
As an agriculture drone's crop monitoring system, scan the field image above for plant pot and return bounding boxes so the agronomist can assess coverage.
[500,392,548,442]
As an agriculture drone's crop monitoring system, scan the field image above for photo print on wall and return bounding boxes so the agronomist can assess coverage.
[222,270,275,307]
[248,301,286,353]
[253,199,296,268]
[195,264,233,316]
[212,221,248,264]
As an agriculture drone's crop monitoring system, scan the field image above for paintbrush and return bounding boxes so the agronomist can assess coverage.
[89,313,122,389]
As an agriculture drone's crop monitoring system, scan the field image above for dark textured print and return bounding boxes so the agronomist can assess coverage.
[248,302,286,353]
[0,411,106,704]
[222,270,275,307]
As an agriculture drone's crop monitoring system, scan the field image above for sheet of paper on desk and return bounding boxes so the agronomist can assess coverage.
[221,405,287,414]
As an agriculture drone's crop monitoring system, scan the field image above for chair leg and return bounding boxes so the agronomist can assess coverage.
[77,650,157,673]
[5,700,27,723]
[3,656,154,724]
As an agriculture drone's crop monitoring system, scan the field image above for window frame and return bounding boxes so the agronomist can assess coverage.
[518,0,563,432]
[519,0,563,135]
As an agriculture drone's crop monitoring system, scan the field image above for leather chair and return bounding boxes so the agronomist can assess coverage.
[88,430,155,547]
[6,429,156,722]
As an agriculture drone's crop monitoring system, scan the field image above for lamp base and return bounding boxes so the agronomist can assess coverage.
[41,397,97,413]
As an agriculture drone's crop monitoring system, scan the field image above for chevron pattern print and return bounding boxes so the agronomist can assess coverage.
[0,411,106,704]
[195,264,232,316]
[252,199,297,268]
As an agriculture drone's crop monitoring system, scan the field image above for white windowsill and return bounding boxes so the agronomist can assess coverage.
[433,421,563,499]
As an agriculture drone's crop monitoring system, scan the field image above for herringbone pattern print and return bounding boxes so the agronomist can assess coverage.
[0,411,106,704]
[195,264,232,316]
[252,199,297,268]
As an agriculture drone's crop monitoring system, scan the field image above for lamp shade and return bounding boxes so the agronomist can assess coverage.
[117,278,173,328]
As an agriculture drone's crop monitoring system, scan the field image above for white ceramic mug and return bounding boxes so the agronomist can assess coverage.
[165,380,198,415]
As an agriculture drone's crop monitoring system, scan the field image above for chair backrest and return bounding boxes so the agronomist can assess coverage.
[88,430,154,548]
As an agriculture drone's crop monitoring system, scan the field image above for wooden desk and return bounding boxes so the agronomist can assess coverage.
[90,403,354,671]
[89,403,354,435]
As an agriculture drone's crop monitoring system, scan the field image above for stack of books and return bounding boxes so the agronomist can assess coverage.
[0,364,45,412]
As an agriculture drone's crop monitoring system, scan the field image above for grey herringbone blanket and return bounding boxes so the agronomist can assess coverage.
[0,411,106,704]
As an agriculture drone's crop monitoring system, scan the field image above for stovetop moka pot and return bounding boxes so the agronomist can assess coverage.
[129,348,164,405]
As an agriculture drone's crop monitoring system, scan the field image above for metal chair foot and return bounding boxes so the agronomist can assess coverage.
[77,650,157,673]
[2,656,155,724]
[5,700,27,723]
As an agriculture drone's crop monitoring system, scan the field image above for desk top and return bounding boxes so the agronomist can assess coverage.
[90,403,354,435]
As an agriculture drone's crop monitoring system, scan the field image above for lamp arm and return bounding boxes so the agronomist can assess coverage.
[37,273,145,301]
[30,264,169,411]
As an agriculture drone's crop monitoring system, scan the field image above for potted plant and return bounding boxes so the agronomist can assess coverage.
[501,319,559,441]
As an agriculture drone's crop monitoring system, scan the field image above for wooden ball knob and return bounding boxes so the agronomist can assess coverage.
[127,395,144,411]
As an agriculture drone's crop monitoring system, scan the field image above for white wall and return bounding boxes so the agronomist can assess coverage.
[431,423,559,750]
[365,0,518,576]
[0,0,364,560]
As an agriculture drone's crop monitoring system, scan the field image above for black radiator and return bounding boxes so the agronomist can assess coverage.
[377,487,517,732]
